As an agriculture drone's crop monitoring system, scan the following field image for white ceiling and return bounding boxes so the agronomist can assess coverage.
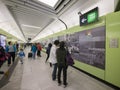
[0,0,115,42]
[37,0,59,7]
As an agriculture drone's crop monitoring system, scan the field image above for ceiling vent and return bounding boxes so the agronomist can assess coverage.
[54,0,77,15]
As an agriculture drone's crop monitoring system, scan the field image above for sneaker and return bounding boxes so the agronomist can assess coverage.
[63,85,67,88]
[52,79,56,81]
[63,83,68,88]
[58,83,61,86]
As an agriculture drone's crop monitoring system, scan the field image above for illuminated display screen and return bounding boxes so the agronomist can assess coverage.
[80,7,98,26]
[0,35,6,49]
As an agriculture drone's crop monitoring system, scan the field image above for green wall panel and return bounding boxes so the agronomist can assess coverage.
[74,60,105,80]
[105,11,120,88]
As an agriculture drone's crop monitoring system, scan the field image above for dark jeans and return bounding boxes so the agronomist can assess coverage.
[52,63,57,80]
[58,65,67,85]
[37,50,41,57]
[8,52,15,65]
[45,54,49,62]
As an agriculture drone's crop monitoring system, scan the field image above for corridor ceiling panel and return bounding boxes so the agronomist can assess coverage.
[2,0,94,42]
[2,0,57,41]
[37,0,59,7]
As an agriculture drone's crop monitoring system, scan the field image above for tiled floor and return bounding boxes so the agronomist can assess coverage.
[0,47,115,90]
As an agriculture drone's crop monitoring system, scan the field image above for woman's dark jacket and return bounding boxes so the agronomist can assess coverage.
[56,48,67,67]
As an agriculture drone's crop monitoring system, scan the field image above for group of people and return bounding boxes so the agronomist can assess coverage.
[0,41,18,74]
[46,40,68,88]
[30,43,42,59]
[0,41,27,73]
[0,40,70,88]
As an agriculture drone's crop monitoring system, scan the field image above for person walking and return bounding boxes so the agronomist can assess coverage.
[37,43,42,57]
[49,40,59,81]
[31,43,37,59]
[45,43,52,66]
[56,41,68,88]
[18,48,25,64]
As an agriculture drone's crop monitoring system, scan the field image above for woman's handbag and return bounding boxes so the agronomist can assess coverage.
[66,51,74,66]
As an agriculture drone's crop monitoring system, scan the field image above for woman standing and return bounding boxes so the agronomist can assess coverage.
[56,41,68,88]
[6,41,16,66]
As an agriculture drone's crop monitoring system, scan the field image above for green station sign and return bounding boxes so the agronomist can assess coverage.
[80,7,98,26]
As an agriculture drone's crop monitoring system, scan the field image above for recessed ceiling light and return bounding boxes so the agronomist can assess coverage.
[22,24,41,29]
[38,0,58,7]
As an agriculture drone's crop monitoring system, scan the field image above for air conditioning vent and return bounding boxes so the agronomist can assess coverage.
[55,0,77,15]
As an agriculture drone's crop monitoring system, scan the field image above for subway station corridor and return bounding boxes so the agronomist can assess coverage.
[0,47,115,90]
[0,0,120,89]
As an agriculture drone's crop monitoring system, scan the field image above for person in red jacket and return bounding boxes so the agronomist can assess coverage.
[37,43,42,57]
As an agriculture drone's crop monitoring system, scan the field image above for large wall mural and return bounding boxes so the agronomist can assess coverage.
[58,26,105,69]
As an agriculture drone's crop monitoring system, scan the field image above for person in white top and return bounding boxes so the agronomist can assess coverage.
[49,40,59,81]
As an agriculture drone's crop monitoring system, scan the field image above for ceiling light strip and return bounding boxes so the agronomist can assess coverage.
[22,24,41,29]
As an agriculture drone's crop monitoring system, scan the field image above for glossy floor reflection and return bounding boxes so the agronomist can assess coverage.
[1,47,115,90]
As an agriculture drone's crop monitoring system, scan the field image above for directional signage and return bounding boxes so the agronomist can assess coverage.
[80,7,98,26]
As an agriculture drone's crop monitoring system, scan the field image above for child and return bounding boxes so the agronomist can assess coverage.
[18,49,25,64]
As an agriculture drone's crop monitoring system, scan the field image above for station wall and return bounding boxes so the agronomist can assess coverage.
[42,11,120,88]
[1,10,120,88]
[105,11,120,88]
